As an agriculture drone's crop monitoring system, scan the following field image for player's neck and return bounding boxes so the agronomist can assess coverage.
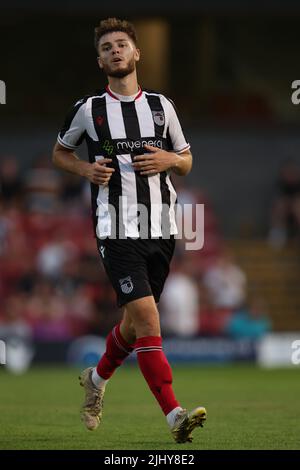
[108,71,139,96]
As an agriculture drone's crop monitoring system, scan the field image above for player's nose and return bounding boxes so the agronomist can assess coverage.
[112,46,121,55]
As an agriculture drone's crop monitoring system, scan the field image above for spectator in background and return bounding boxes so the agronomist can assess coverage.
[0,211,35,294]
[202,251,247,310]
[23,154,62,213]
[24,278,74,341]
[0,294,32,339]
[0,201,11,255]
[0,294,34,374]
[36,228,79,280]
[269,159,300,247]
[65,285,97,336]
[225,297,271,340]
[0,156,23,207]
[59,172,86,215]
[160,257,199,337]
[198,282,232,336]
[172,175,222,270]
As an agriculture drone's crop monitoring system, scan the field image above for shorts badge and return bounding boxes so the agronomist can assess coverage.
[119,276,134,294]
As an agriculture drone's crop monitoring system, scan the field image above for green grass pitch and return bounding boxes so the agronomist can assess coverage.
[0,364,299,450]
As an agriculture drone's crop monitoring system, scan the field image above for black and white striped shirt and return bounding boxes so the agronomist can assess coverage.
[57,86,190,239]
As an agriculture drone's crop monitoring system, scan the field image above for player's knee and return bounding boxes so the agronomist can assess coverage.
[119,320,136,344]
[127,300,160,337]
[136,320,160,337]
[127,323,137,343]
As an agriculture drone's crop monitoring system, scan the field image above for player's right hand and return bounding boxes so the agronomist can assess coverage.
[84,159,115,186]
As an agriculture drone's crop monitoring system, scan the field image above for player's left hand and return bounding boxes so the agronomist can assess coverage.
[132,144,178,175]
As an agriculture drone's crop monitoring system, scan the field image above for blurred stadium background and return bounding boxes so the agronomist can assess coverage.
[1,1,300,450]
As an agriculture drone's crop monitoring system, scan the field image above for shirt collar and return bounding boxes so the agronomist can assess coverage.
[106,85,142,102]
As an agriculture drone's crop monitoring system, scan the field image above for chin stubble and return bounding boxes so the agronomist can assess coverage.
[105,58,136,79]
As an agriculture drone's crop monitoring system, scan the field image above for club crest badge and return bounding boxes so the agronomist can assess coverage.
[119,276,134,294]
[152,111,165,126]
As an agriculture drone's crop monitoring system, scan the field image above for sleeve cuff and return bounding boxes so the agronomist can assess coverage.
[57,135,78,150]
[175,143,191,154]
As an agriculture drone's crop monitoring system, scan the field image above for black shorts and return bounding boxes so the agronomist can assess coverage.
[97,237,176,308]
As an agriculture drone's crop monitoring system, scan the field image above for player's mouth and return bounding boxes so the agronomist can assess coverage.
[112,58,123,63]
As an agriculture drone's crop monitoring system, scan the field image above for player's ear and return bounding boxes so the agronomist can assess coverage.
[134,48,140,63]
[97,56,104,69]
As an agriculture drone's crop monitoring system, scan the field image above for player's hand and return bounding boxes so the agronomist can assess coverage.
[132,144,178,176]
[84,159,115,186]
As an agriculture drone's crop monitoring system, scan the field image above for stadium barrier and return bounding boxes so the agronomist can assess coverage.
[2,334,300,372]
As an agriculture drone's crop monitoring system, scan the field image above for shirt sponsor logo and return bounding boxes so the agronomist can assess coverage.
[116,139,163,152]
[103,139,114,155]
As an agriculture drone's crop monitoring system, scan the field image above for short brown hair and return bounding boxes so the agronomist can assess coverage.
[94,18,138,52]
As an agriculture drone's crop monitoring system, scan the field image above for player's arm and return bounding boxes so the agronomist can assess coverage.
[53,99,114,185]
[52,142,114,185]
[165,98,193,176]
[170,149,192,176]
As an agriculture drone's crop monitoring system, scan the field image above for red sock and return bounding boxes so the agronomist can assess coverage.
[135,336,180,415]
[96,323,134,379]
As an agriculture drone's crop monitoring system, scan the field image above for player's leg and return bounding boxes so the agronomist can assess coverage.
[93,306,136,385]
[80,237,149,430]
[79,307,136,431]
[126,296,184,426]
[137,238,206,443]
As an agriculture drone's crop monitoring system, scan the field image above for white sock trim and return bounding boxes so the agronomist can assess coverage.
[91,367,108,389]
[166,406,183,428]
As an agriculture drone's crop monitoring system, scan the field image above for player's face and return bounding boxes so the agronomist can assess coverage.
[98,32,140,78]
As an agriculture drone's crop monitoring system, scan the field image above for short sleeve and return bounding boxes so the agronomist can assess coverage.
[57,98,87,149]
[163,97,190,154]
